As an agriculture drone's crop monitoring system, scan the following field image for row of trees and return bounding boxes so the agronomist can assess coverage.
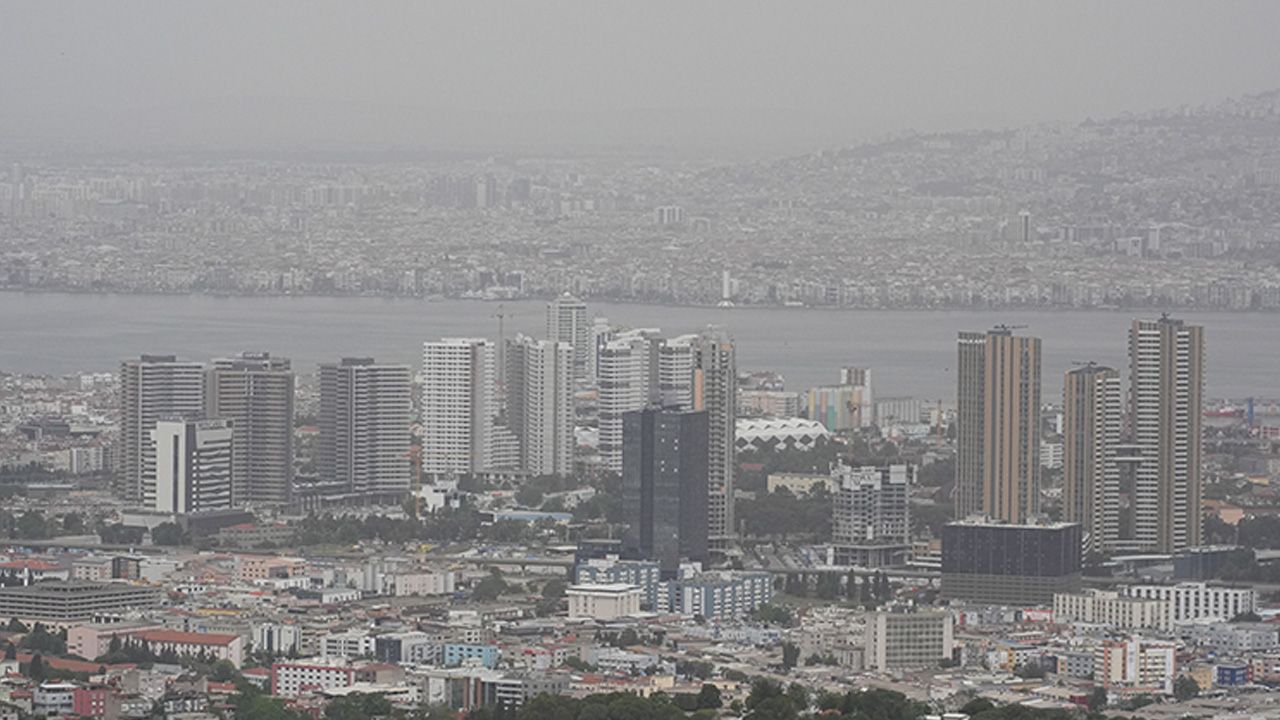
[291,509,542,547]
[737,488,833,540]
[0,510,88,540]
[781,571,892,603]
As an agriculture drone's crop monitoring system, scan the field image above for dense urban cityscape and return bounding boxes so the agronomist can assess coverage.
[3,281,1280,720]
[5,5,1280,720]
[5,91,1280,311]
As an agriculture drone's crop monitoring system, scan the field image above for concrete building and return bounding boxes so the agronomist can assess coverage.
[1129,317,1204,552]
[660,571,773,621]
[573,557,662,609]
[443,644,501,669]
[622,406,709,576]
[206,352,295,505]
[566,583,643,620]
[597,330,659,473]
[271,661,355,698]
[692,330,736,550]
[33,683,75,717]
[875,396,924,426]
[806,385,859,432]
[941,520,1082,606]
[422,338,497,475]
[738,390,802,418]
[118,355,205,505]
[864,611,954,670]
[1184,622,1280,654]
[0,581,162,628]
[766,472,835,495]
[150,418,234,513]
[1053,589,1170,631]
[545,292,591,384]
[67,621,165,659]
[955,329,1041,522]
[504,335,574,476]
[831,464,911,567]
[318,358,412,500]
[1123,582,1255,623]
[1063,364,1122,553]
[1095,637,1176,695]
[252,623,302,656]
[129,629,245,667]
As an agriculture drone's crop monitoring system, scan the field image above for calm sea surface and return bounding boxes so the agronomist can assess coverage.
[2,292,1277,400]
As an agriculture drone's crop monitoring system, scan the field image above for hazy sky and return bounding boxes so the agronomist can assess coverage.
[4,1,1280,157]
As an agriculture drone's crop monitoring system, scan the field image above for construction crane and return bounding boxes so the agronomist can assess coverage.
[493,304,513,399]
[407,444,423,520]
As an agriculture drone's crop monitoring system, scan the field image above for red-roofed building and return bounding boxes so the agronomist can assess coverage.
[0,559,69,585]
[240,666,272,691]
[130,629,245,668]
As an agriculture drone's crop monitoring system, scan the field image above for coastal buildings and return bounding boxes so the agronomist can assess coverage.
[693,330,737,551]
[1063,364,1122,552]
[318,358,412,500]
[206,353,295,505]
[504,335,574,476]
[422,339,497,475]
[149,418,234,514]
[545,293,591,385]
[955,329,1042,523]
[621,406,709,575]
[118,355,205,505]
[1129,316,1205,552]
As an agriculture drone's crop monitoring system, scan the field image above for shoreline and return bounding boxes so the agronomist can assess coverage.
[0,288,1272,315]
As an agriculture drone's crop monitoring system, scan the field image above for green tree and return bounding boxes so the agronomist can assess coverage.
[697,683,722,709]
[62,513,86,534]
[781,641,800,669]
[541,579,567,600]
[210,659,240,682]
[1174,675,1200,702]
[785,683,809,711]
[28,653,45,681]
[1086,686,1107,712]
[752,603,792,627]
[325,693,393,720]
[471,576,507,602]
[16,511,50,539]
[515,485,544,508]
[151,522,186,546]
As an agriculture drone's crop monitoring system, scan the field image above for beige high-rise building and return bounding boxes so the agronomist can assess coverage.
[421,339,496,476]
[546,292,591,384]
[955,329,1041,523]
[118,355,205,505]
[1063,364,1122,553]
[505,335,575,476]
[1129,317,1204,552]
[597,330,661,473]
[206,353,295,505]
[693,329,736,549]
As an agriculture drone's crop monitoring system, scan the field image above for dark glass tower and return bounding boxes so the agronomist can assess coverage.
[622,406,709,577]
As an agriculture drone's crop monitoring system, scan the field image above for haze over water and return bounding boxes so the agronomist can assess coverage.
[3,292,1276,400]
